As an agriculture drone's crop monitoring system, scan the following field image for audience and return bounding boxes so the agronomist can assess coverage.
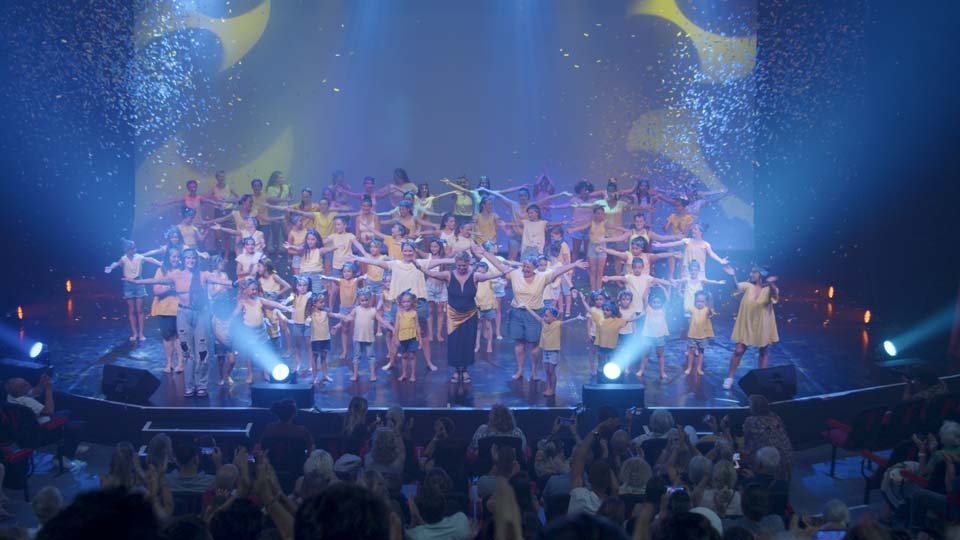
[167,442,217,493]
[262,399,315,453]
[295,483,393,540]
[741,395,793,481]
[29,486,62,537]
[633,409,677,445]
[469,404,527,451]
[407,485,472,540]
[342,396,371,456]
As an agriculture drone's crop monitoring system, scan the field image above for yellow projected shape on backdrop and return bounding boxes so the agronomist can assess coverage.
[626,108,753,226]
[137,0,271,72]
[631,0,756,83]
[134,127,295,233]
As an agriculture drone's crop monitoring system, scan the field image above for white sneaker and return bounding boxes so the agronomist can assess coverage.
[722,377,734,390]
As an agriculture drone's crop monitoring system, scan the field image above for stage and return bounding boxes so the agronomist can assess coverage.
[19,277,905,411]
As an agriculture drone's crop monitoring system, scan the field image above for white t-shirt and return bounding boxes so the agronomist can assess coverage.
[406,512,473,540]
[8,395,50,424]
[567,486,601,517]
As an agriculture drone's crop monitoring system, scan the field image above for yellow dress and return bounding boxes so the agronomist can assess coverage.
[731,283,779,347]
[475,213,498,244]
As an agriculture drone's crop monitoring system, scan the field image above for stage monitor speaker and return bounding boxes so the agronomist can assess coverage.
[101,365,161,404]
[738,365,797,402]
[582,384,645,412]
[0,358,53,386]
[251,383,314,409]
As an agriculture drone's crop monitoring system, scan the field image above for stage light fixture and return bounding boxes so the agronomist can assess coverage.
[16,306,23,320]
[883,340,898,357]
[598,362,624,384]
[65,280,72,293]
[863,310,871,324]
[29,342,44,359]
[827,286,835,299]
[270,364,295,384]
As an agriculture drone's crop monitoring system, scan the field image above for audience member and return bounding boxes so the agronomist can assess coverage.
[478,445,519,499]
[742,395,793,481]
[567,418,618,516]
[728,484,785,537]
[36,487,157,540]
[902,366,948,401]
[470,404,528,451]
[295,484,393,540]
[743,447,789,516]
[167,442,217,493]
[262,399,315,452]
[633,409,677,445]
[619,457,652,496]
[698,460,742,518]
[406,485,472,540]
[208,498,262,540]
[342,396,371,456]
[29,486,62,537]
[364,427,405,478]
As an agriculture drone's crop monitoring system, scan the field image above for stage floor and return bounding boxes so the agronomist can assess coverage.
[14,280,905,410]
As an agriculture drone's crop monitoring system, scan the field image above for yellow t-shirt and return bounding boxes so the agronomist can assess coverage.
[339,277,359,307]
[509,271,550,310]
[291,293,309,324]
[589,310,627,349]
[352,306,377,342]
[151,269,179,316]
[288,228,307,250]
[383,236,403,260]
[397,310,418,341]
[453,192,476,216]
[178,223,201,248]
[242,298,264,327]
[386,260,427,301]
[264,308,281,338]
[475,280,495,310]
[539,320,562,351]
[365,254,387,283]
[588,221,607,244]
[688,306,714,339]
[668,213,694,235]
[475,213,498,244]
[327,232,356,270]
[301,248,324,273]
[310,310,331,341]
[259,275,282,294]
[311,211,337,237]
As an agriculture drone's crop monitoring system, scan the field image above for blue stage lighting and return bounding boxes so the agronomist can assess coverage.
[29,342,44,359]
[883,340,897,357]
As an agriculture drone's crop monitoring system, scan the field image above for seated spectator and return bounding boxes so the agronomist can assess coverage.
[609,430,635,471]
[907,451,960,531]
[632,409,676,445]
[470,403,527,451]
[5,376,53,424]
[364,427,405,478]
[902,366,948,401]
[202,464,238,508]
[406,485,472,540]
[619,457,652,496]
[100,443,143,491]
[728,484,785,537]
[698,460,742,518]
[821,499,849,530]
[261,399,315,452]
[478,446,520,499]
[29,486,63,537]
[36,487,157,540]
[420,417,456,473]
[743,447,789,516]
[567,418,618,516]
[359,469,388,501]
[295,483,393,540]
[341,396,371,456]
[742,395,792,481]
[147,433,173,473]
[166,442,217,493]
[209,498,262,540]
[688,456,713,487]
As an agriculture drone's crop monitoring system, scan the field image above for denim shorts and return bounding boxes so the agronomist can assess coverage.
[644,335,667,348]
[492,280,506,298]
[688,338,710,349]
[311,339,331,353]
[427,280,447,303]
[339,304,354,316]
[123,281,148,299]
[291,255,302,269]
[508,306,543,343]
[399,338,420,353]
[367,280,384,296]
[289,323,309,338]
[542,350,559,364]
[479,309,496,321]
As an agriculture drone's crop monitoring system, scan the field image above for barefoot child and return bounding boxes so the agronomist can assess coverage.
[637,289,670,380]
[589,301,641,380]
[393,291,420,382]
[474,261,497,353]
[525,307,583,397]
[285,276,312,375]
[307,289,349,384]
[685,291,716,376]
[340,289,390,382]
[104,239,162,342]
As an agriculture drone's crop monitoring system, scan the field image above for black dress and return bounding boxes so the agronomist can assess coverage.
[446,271,478,369]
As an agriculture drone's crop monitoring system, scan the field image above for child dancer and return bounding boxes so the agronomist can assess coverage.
[233,278,294,384]
[286,215,307,275]
[575,289,609,378]
[307,289,350,384]
[637,289,670,380]
[104,239,162,342]
[602,258,672,314]
[566,206,617,291]
[504,204,568,258]
[588,300,640,379]
[547,230,573,317]
[657,223,730,280]
[316,262,364,363]
[392,291,420,382]
[150,248,183,373]
[474,261,497,353]
[210,291,236,385]
[177,207,208,250]
[339,289,390,382]
[424,239,448,342]
[210,216,266,253]
[673,260,726,313]
[685,291,716,375]
[599,237,679,277]
[525,307,583,397]
[291,230,337,294]
[286,276,313,375]
[235,237,264,282]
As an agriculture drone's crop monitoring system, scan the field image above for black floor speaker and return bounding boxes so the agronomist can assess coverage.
[738,365,797,402]
[102,365,161,404]
[582,384,645,417]
[251,383,314,409]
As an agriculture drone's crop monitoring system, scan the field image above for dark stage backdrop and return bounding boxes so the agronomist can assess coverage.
[129,0,757,246]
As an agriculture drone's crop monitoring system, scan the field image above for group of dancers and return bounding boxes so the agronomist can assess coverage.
[104,168,780,398]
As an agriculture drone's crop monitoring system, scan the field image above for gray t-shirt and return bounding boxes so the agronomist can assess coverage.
[165,471,214,493]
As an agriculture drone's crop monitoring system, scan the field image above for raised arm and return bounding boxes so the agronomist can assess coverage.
[413,261,450,282]
[536,191,571,206]
[596,246,628,259]
[345,255,391,270]
[439,178,471,194]
[705,242,729,264]
[151,195,186,208]
[545,260,588,284]
[602,275,626,284]
[653,238,686,249]
[104,258,123,273]
[261,298,294,313]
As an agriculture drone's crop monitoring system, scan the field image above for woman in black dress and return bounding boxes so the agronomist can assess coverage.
[418,246,504,383]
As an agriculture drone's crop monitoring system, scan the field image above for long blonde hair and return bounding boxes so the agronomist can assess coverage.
[343,396,368,435]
